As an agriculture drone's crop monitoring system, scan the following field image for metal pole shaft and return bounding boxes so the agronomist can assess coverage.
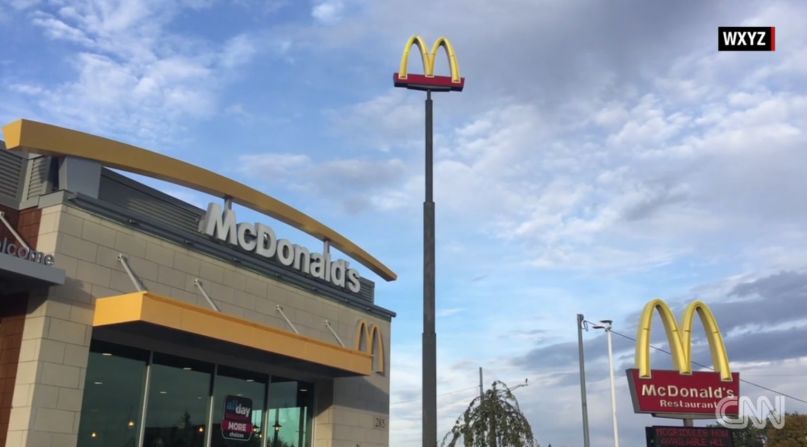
[423,89,437,447]
[606,328,620,447]
[577,315,591,447]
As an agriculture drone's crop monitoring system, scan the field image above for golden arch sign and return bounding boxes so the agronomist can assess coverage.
[393,35,464,91]
[355,320,385,374]
[636,299,731,381]
[627,299,739,418]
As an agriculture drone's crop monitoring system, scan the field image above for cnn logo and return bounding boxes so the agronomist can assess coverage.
[715,395,786,429]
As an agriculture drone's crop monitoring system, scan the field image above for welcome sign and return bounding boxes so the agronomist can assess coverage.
[1,237,55,265]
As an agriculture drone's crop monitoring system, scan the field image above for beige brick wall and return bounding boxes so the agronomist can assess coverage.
[7,203,391,447]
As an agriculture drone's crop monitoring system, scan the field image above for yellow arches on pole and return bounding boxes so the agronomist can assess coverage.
[397,35,462,83]
[635,299,732,381]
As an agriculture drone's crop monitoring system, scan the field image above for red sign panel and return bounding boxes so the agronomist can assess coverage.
[393,73,465,91]
[221,395,253,441]
[646,426,734,447]
[626,369,740,419]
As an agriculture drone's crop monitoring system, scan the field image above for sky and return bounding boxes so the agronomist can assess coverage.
[2,0,807,446]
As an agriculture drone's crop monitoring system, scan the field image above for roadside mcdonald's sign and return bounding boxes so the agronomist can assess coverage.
[393,35,465,91]
[355,320,385,374]
[626,299,739,419]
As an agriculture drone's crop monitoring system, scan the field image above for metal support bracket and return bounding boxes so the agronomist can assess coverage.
[275,305,299,334]
[0,211,30,250]
[117,254,145,291]
[193,279,221,312]
[324,320,345,347]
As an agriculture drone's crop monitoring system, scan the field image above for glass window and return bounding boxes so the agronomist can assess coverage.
[143,353,213,447]
[77,341,148,447]
[267,378,313,447]
[210,366,267,447]
[77,342,315,447]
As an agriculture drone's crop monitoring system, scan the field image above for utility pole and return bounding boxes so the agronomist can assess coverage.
[577,314,591,447]
[479,367,484,401]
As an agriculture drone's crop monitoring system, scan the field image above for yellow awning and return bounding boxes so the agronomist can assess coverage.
[93,292,372,376]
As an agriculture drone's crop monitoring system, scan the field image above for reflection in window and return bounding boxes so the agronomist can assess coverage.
[143,354,212,447]
[77,342,315,447]
[77,341,148,447]
[210,366,267,447]
[268,379,313,447]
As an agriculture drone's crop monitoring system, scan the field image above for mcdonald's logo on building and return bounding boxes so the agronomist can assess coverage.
[393,35,465,91]
[626,299,740,419]
[355,320,385,374]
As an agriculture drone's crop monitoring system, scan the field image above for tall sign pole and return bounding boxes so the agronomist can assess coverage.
[394,35,464,447]
[423,87,437,447]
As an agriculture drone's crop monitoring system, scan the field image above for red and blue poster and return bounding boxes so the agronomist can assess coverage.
[221,395,253,441]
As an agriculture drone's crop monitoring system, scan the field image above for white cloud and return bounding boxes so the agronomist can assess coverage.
[223,103,254,123]
[237,152,409,213]
[239,153,312,180]
[9,83,45,95]
[436,307,464,318]
[6,0,260,145]
[607,95,691,149]
[327,90,422,152]
[241,0,289,14]
[311,0,344,24]
[8,0,39,10]
[220,34,257,68]
[31,12,94,45]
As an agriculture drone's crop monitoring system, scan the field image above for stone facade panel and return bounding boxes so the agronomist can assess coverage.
[46,320,86,346]
[32,408,75,433]
[80,220,115,249]
[39,364,80,389]
[114,231,147,259]
[56,234,96,264]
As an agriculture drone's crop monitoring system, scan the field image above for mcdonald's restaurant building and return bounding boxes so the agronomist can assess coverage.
[0,120,395,447]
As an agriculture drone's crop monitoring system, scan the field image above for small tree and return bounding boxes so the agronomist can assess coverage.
[441,380,538,447]
[767,412,807,447]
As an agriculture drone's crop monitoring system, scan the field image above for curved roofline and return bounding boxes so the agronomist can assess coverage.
[2,119,396,281]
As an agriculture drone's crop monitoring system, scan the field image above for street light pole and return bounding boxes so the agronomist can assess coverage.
[605,323,620,447]
[577,314,591,447]
[593,320,620,447]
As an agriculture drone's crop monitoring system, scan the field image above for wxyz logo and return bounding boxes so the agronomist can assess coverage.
[715,396,786,429]
[723,31,766,46]
[718,27,775,51]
